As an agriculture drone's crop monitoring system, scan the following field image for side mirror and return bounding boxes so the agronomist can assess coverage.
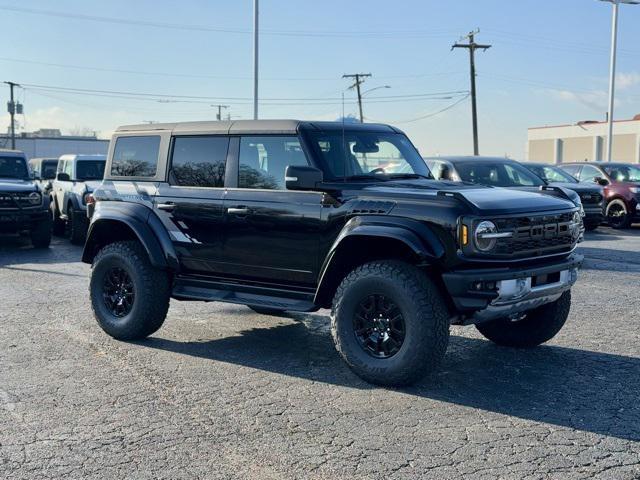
[285,165,323,190]
[57,172,71,182]
[594,176,609,186]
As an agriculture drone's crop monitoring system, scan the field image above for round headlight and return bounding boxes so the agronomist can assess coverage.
[573,211,582,224]
[28,192,41,205]
[474,221,498,252]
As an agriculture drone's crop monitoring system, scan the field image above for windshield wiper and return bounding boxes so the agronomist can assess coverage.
[344,175,387,182]
[387,173,433,180]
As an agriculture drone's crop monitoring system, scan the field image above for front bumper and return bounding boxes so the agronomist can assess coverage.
[583,205,604,224]
[0,209,50,233]
[442,253,583,324]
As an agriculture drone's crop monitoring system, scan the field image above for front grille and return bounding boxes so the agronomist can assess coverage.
[490,212,579,258]
[579,192,603,205]
[0,192,38,210]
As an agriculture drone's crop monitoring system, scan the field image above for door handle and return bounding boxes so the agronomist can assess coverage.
[157,203,175,211]
[227,207,250,215]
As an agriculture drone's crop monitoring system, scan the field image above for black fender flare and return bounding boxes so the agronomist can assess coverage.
[314,216,446,305]
[82,202,179,271]
[63,191,82,214]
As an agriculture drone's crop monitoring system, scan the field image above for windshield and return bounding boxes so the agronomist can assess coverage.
[455,161,545,187]
[526,164,578,184]
[305,131,432,181]
[0,156,29,179]
[76,160,106,181]
[42,160,58,180]
[603,165,640,182]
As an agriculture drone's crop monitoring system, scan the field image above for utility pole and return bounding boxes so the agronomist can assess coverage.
[212,104,229,121]
[452,30,491,155]
[343,73,371,122]
[4,81,20,149]
[600,0,639,162]
[253,0,259,120]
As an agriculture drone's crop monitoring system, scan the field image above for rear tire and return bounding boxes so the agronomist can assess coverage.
[331,261,450,387]
[30,217,52,248]
[475,291,571,348]
[90,240,171,340]
[606,200,632,229]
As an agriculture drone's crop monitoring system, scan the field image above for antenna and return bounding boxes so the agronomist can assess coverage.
[342,92,346,182]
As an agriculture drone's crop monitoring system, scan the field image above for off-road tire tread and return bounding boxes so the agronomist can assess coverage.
[51,200,65,236]
[331,260,449,386]
[68,205,86,245]
[90,240,170,340]
[475,291,571,348]
[30,217,52,248]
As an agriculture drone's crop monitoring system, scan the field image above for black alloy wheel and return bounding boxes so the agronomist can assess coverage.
[353,294,406,359]
[606,202,630,229]
[102,267,135,318]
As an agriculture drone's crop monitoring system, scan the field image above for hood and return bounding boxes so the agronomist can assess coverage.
[360,180,577,215]
[548,182,603,194]
[83,180,103,192]
[504,185,581,208]
[0,178,37,192]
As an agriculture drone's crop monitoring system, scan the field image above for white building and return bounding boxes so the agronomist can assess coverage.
[0,132,108,160]
[527,115,640,164]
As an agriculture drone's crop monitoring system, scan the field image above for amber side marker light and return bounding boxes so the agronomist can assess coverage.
[461,224,469,246]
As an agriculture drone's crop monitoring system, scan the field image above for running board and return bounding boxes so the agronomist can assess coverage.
[171,276,317,312]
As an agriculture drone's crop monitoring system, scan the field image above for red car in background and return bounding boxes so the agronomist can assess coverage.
[559,162,640,229]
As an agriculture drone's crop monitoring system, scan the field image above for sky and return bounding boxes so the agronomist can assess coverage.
[1,0,639,158]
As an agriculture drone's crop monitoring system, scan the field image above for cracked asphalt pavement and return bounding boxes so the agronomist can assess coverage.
[1,228,639,479]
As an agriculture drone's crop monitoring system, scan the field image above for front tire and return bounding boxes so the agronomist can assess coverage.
[51,200,65,236]
[475,291,571,348]
[331,261,450,387]
[90,241,171,340]
[67,204,87,245]
[606,200,632,229]
[30,217,52,248]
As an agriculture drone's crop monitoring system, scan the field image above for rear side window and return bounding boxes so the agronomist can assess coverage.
[42,161,58,179]
[111,136,160,177]
[170,136,229,188]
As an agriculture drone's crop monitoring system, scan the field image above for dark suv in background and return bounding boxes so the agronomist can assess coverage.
[0,149,52,248]
[559,162,640,229]
[82,120,583,387]
[425,156,584,212]
[522,162,604,231]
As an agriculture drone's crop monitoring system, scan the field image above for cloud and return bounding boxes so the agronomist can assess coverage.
[616,72,640,91]
[547,89,608,111]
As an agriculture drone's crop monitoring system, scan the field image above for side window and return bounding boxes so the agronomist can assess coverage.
[429,161,444,180]
[579,165,601,183]
[63,160,74,177]
[170,136,229,188]
[111,136,160,177]
[238,136,309,190]
[561,165,581,179]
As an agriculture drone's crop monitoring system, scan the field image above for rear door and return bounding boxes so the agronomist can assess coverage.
[154,135,231,275]
[222,135,323,285]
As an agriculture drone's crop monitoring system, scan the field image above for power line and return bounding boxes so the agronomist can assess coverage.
[365,93,470,124]
[0,5,458,38]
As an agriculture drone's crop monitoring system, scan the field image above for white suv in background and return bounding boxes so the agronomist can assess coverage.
[51,154,106,244]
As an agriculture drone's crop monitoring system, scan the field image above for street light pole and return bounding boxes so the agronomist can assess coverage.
[600,0,639,163]
[253,0,259,120]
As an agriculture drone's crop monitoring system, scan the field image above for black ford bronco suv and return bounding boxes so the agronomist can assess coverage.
[0,149,52,248]
[82,120,583,386]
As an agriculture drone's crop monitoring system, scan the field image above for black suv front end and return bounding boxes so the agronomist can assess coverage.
[0,151,52,248]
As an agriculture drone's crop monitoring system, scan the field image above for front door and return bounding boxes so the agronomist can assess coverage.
[154,135,231,275]
[222,135,323,285]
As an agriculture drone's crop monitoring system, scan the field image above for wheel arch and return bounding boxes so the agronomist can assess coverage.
[82,203,179,271]
[314,216,446,308]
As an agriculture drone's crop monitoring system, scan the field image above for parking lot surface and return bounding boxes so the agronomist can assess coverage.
[1,228,639,480]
